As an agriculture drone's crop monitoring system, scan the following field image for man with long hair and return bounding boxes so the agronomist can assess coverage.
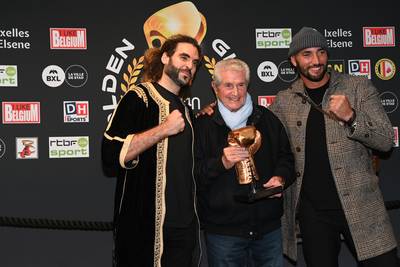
[102,34,202,267]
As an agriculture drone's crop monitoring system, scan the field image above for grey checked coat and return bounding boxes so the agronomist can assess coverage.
[269,70,397,261]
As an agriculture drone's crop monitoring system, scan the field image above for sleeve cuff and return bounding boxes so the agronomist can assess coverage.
[119,134,139,169]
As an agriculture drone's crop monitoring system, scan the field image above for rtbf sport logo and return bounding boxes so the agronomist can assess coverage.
[50,28,87,49]
[256,28,292,49]
[63,101,89,123]
[49,136,89,158]
[363,26,395,47]
[2,102,40,124]
[0,65,18,87]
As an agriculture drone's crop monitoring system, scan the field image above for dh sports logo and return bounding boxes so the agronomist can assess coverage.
[63,101,89,123]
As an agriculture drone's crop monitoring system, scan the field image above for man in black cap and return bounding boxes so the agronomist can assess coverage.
[269,27,399,267]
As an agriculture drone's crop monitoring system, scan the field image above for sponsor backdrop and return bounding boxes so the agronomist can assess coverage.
[1,1,399,266]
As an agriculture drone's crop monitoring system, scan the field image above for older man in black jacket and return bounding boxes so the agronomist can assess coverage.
[195,58,294,267]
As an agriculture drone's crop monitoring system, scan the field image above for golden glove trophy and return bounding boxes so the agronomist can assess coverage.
[227,126,283,202]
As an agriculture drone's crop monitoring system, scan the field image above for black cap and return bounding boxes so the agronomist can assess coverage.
[288,27,328,57]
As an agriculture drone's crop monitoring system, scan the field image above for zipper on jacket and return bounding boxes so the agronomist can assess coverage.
[184,103,202,266]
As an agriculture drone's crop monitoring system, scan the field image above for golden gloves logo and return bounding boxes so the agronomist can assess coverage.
[143,1,207,48]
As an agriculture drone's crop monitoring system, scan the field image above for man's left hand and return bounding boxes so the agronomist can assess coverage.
[263,176,284,198]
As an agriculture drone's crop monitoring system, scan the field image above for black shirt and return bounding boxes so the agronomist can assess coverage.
[154,83,194,227]
[301,82,342,210]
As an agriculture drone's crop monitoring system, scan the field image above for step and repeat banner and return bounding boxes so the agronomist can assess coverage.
[1,1,399,266]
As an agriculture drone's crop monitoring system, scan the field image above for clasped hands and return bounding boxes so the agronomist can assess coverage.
[222,146,284,198]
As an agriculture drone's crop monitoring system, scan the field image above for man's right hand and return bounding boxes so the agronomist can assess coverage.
[196,101,216,118]
[162,109,185,136]
[124,110,184,163]
[222,146,249,169]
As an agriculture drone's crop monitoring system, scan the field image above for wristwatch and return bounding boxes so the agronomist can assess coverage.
[347,109,357,132]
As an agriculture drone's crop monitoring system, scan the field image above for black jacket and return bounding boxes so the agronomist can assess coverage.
[195,104,295,238]
[102,83,201,266]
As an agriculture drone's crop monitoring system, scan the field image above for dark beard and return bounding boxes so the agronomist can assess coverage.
[297,63,328,82]
[164,63,190,87]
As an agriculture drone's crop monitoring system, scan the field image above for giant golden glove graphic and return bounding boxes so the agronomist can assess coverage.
[143,1,207,48]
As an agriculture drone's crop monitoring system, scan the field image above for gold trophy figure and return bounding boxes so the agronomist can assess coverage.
[228,126,283,202]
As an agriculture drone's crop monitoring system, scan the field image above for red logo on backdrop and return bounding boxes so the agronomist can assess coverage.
[2,102,40,124]
[50,28,87,49]
[363,26,395,47]
[258,96,276,108]
[16,137,38,159]
[393,127,399,147]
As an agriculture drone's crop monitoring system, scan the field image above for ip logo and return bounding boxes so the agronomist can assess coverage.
[0,138,6,159]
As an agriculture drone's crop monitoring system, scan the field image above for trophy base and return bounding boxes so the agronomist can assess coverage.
[234,185,283,203]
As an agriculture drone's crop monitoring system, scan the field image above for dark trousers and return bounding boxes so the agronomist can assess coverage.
[298,198,399,267]
[161,219,197,267]
[205,228,283,267]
